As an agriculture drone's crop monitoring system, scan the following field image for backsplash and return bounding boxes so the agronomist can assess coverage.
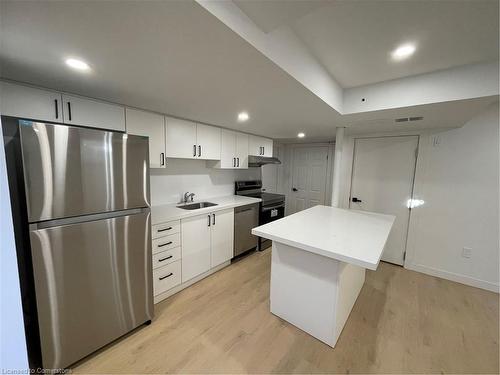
[150,159,261,206]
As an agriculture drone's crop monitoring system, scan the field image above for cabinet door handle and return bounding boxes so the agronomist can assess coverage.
[158,241,173,247]
[212,213,215,225]
[233,157,235,167]
[263,146,265,155]
[198,145,201,157]
[54,99,59,119]
[157,227,172,232]
[67,102,72,121]
[159,273,173,280]
[237,157,239,167]
[158,255,173,262]
[193,145,196,157]
[208,214,211,226]
[160,152,165,166]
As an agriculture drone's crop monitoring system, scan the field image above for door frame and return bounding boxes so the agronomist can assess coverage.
[348,135,420,266]
[287,143,335,215]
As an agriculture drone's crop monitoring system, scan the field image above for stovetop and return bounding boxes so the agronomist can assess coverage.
[239,192,285,206]
[235,180,285,206]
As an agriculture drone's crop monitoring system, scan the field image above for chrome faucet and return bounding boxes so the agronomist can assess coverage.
[183,192,195,203]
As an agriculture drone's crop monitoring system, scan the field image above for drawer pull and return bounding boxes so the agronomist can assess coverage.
[158,241,173,247]
[157,226,172,232]
[158,255,173,262]
[159,273,173,280]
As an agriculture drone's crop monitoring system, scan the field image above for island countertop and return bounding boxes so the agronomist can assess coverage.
[251,205,395,270]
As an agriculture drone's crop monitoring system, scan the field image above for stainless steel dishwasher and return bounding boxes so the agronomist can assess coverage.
[234,203,259,257]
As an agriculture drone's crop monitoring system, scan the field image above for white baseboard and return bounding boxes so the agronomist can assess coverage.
[405,262,499,293]
[154,260,231,304]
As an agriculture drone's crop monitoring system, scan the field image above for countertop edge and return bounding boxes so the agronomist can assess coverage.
[251,229,380,270]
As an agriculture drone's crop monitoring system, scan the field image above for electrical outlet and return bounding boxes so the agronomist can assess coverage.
[462,247,472,259]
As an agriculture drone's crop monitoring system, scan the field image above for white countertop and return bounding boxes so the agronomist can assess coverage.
[151,195,261,224]
[252,205,395,270]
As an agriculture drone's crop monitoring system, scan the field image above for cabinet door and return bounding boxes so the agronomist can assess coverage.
[0,81,62,123]
[196,124,221,160]
[62,94,125,131]
[220,129,236,168]
[210,208,234,267]
[235,132,249,169]
[126,108,166,168]
[165,117,197,159]
[262,137,273,157]
[248,135,263,156]
[181,214,211,282]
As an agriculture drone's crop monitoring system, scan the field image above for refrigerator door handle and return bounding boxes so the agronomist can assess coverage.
[29,207,150,230]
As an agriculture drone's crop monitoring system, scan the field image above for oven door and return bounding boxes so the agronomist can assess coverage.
[260,203,285,225]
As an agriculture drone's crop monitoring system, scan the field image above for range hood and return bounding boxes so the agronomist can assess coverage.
[248,155,282,167]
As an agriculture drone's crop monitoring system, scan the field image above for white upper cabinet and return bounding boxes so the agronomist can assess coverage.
[219,129,237,168]
[213,130,248,169]
[196,124,221,160]
[125,108,166,168]
[165,117,221,160]
[235,132,249,168]
[62,94,125,131]
[165,117,197,159]
[249,135,273,157]
[0,81,63,123]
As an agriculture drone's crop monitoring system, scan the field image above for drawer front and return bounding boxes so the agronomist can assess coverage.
[153,261,181,296]
[152,232,180,254]
[152,220,180,239]
[152,247,181,269]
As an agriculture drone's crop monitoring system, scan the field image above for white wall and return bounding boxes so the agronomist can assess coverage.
[0,118,29,371]
[150,159,261,206]
[339,102,500,292]
[344,61,499,114]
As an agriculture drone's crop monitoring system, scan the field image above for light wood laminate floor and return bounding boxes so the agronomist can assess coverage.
[74,248,499,374]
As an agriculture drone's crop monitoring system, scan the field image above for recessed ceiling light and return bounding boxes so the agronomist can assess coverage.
[391,43,416,61]
[297,132,305,138]
[237,112,249,122]
[65,58,91,71]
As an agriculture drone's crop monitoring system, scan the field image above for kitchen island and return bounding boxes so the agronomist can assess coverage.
[252,205,395,347]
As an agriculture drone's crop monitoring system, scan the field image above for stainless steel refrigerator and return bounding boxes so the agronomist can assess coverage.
[17,120,153,369]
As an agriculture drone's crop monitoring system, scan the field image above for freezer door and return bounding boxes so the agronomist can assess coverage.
[19,120,150,222]
[29,210,153,369]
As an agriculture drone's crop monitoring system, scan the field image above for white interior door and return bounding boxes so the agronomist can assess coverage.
[349,136,418,265]
[290,146,329,214]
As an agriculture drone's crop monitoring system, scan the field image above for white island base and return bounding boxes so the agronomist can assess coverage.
[271,242,365,347]
[252,206,396,348]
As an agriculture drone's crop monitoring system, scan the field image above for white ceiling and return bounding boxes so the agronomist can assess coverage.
[235,0,500,87]
[0,0,339,139]
[0,0,498,141]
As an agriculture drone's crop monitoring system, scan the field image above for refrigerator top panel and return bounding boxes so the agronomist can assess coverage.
[20,120,150,222]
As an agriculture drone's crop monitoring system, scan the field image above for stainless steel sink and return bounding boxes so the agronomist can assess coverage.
[177,202,218,210]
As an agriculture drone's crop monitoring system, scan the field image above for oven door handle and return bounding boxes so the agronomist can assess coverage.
[262,204,285,212]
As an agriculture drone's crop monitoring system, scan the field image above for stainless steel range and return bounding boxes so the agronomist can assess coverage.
[235,180,285,250]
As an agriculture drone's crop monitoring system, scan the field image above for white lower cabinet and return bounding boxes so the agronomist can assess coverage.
[211,209,234,267]
[153,260,182,296]
[181,208,234,282]
[181,213,212,282]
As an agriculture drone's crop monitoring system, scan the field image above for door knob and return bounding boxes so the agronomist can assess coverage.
[292,187,298,192]
[351,197,362,203]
